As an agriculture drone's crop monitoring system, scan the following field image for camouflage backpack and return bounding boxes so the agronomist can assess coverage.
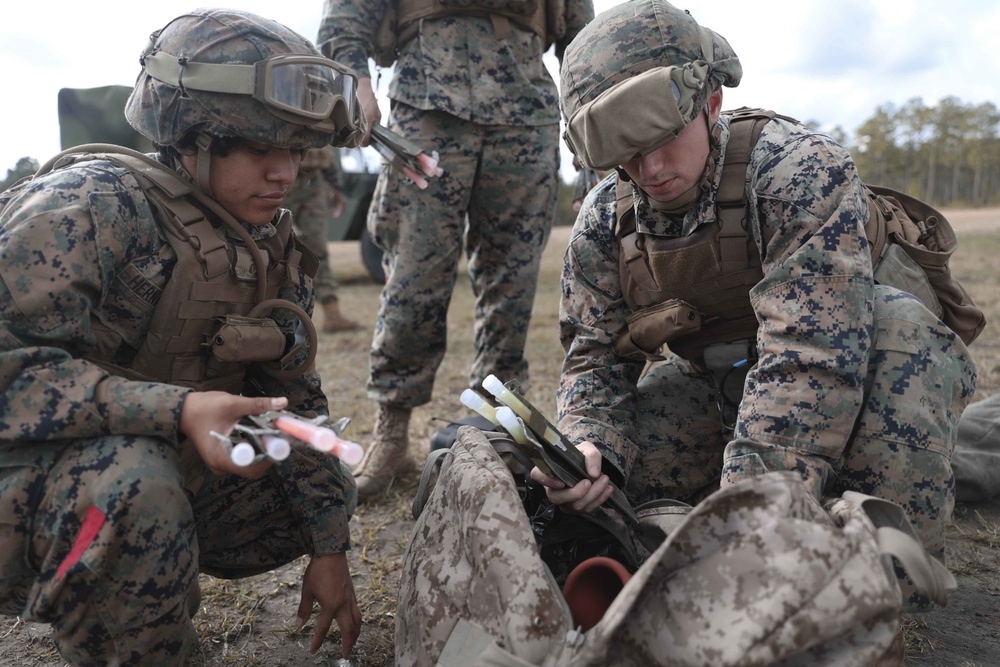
[397,426,956,666]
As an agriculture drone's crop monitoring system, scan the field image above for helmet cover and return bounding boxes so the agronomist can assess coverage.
[560,0,741,167]
[126,8,361,149]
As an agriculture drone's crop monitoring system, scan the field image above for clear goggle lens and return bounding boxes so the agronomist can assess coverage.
[260,56,358,125]
[141,50,364,143]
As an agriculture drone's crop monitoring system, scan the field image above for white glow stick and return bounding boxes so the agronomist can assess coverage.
[262,434,291,461]
[482,374,564,448]
[494,406,553,475]
[230,442,258,466]
[211,429,260,467]
[459,388,500,425]
[494,406,529,444]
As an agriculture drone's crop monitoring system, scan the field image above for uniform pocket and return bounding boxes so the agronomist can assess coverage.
[0,458,49,613]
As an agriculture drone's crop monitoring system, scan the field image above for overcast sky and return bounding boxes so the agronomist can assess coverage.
[2,0,998,178]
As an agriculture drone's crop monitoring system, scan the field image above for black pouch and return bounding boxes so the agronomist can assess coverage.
[429,415,499,452]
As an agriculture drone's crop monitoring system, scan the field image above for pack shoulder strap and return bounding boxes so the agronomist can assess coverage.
[614,177,636,237]
[716,108,775,270]
[836,491,957,606]
[614,107,778,265]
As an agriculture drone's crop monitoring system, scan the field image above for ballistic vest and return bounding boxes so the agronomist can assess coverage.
[38,148,318,393]
[614,108,985,365]
[614,110,773,364]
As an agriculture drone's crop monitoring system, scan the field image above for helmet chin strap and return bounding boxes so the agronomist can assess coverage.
[194,133,215,197]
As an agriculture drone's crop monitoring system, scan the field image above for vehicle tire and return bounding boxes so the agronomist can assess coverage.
[360,227,386,284]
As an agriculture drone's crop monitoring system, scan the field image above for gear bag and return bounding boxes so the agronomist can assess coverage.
[397,425,956,667]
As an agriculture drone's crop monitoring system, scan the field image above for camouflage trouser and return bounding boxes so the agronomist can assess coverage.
[366,103,560,405]
[286,170,340,304]
[625,287,976,608]
[0,435,350,666]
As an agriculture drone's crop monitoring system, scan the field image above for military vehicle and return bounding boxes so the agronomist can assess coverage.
[57,85,384,282]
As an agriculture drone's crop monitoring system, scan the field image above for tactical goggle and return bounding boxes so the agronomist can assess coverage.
[142,50,362,140]
[563,61,712,171]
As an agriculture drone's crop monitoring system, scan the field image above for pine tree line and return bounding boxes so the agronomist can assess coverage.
[834,96,1000,208]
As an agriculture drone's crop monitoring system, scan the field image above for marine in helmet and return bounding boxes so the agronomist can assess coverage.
[0,8,364,664]
[535,0,976,633]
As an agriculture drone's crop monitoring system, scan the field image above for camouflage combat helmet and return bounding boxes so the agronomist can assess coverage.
[126,8,364,151]
[560,0,742,170]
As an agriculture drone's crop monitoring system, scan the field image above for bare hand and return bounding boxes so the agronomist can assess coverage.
[179,392,289,479]
[329,189,346,218]
[356,78,381,146]
[297,552,362,657]
[529,441,614,513]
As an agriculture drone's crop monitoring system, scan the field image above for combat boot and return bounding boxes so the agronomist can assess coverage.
[354,404,415,502]
[321,299,361,333]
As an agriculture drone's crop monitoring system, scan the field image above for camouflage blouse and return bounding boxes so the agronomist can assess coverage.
[0,156,354,554]
[557,114,877,497]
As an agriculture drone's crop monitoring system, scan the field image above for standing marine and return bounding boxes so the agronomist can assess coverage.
[317,0,595,501]
[0,9,366,665]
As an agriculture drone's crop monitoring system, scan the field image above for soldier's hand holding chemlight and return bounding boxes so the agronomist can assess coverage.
[370,124,444,189]
[529,440,614,513]
[180,392,289,478]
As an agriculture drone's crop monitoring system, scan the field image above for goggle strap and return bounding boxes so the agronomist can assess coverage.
[143,51,256,96]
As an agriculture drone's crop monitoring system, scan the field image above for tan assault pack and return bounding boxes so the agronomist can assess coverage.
[374,0,567,67]
[396,425,956,666]
[615,107,986,364]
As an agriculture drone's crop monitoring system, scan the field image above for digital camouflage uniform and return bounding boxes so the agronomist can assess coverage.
[557,0,977,612]
[285,145,344,305]
[0,9,361,665]
[0,157,357,664]
[318,0,594,404]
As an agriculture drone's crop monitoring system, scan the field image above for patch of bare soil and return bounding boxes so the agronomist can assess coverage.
[3,210,1000,667]
[905,497,1000,666]
[940,208,997,234]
